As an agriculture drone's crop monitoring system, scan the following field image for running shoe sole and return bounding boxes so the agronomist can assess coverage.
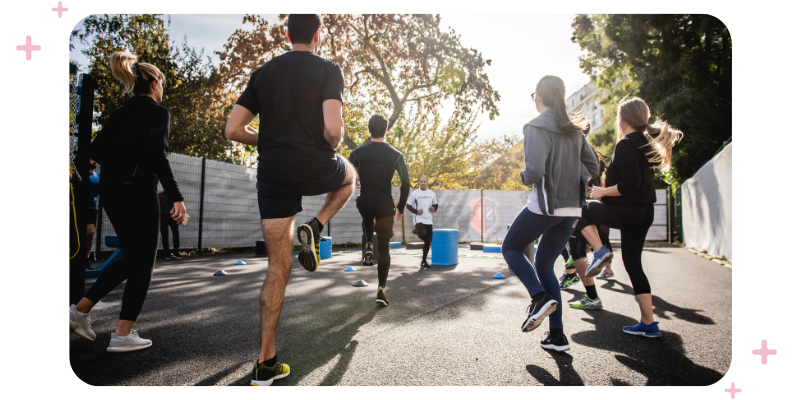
[376,298,388,306]
[363,251,374,266]
[296,224,318,272]
[107,342,152,353]
[586,253,613,277]
[250,370,290,386]
[69,319,95,341]
[541,342,571,352]
[521,300,559,332]
[622,328,661,338]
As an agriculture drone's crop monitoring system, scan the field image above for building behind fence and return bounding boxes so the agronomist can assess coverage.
[95,153,669,252]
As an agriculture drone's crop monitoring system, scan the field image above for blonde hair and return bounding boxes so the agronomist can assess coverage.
[536,75,589,138]
[109,51,165,97]
[617,96,683,172]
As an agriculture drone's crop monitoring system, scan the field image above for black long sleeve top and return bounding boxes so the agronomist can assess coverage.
[603,131,656,205]
[348,141,410,213]
[90,96,183,202]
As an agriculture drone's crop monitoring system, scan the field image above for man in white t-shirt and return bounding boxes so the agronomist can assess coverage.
[406,175,438,268]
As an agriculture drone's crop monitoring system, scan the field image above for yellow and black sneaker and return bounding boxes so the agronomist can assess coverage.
[297,218,321,272]
[251,359,290,386]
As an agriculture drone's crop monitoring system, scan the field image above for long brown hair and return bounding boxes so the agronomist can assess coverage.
[536,75,589,138]
[109,51,165,97]
[617,96,683,172]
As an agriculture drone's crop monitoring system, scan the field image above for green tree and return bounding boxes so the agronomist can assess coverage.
[76,14,238,162]
[572,14,731,185]
[215,14,500,151]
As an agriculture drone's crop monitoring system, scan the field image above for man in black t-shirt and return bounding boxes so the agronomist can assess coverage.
[349,114,411,306]
[225,14,356,386]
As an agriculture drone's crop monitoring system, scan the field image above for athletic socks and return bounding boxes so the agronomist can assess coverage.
[549,328,564,337]
[259,356,277,367]
[565,271,577,278]
[586,285,598,300]
[314,217,324,232]
[76,310,88,317]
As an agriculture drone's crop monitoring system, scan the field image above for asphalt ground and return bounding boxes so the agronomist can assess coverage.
[70,241,731,386]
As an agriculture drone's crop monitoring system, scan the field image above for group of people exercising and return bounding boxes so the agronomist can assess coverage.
[68,14,682,386]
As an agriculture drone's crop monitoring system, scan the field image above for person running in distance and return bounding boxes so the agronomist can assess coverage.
[349,114,411,306]
[224,14,356,386]
[406,175,438,268]
[501,75,598,352]
[578,96,683,338]
[70,51,187,352]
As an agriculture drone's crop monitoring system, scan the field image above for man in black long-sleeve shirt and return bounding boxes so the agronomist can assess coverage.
[348,114,410,306]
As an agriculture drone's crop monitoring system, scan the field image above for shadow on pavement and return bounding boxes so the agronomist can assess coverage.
[526,351,584,386]
[600,280,715,325]
[570,309,723,385]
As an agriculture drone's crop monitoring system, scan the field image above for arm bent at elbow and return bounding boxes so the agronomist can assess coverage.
[323,99,344,150]
[225,105,259,146]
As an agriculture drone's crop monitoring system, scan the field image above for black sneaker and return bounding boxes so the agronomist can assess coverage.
[297,218,321,272]
[376,290,388,306]
[540,331,570,352]
[363,242,374,266]
[521,293,559,332]
[421,260,431,268]
[250,359,291,386]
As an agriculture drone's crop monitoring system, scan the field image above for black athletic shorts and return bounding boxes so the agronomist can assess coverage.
[257,154,348,219]
[87,208,99,226]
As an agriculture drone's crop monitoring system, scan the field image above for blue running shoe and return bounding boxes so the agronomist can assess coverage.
[622,321,661,338]
[585,245,613,278]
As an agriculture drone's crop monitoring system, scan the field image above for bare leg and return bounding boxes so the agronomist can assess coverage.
[116,320,135,336]
[581,224,604,252]
[258,216,295,363]
[85,224,96,259]
[76,297,94,313]
[573,257,595,287]
[315,161,356,226]
[635,294,655,324]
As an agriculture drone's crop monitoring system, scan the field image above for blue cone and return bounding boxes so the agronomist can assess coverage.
[344,266,356,271]
[492,273,506,279]
[235,260,246,265]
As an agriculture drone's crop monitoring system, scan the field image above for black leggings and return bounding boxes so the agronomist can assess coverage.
[417,224,433,261]
[84,184,160,321]
[576,200,654,295]
[357,195,395,288]
[160,215,180,256]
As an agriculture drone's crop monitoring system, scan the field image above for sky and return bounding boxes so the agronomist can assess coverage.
[70,14,591,142]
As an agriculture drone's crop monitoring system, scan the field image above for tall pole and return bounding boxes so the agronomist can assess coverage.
[480,189,484,243]
[197,155,206,251]
[71,73,94,305]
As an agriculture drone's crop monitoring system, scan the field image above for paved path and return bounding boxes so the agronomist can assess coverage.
[70,242,731,386]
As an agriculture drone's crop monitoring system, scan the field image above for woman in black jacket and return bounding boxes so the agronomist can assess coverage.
[68,51,187,352]
[578,96,682,338]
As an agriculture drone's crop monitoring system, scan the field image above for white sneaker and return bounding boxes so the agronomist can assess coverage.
[69,304,96,341]
[107,330,152,352]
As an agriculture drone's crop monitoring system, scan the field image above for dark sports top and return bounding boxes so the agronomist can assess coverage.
[90,96,183,202]
[603,131,656,205]
[348,141,411,213]
[236,51,345,184]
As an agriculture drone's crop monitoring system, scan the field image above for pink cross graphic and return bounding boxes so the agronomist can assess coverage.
[724,382,741,399]
[16,36,41,60]
[752,339,777,364]
[52,2,68,18]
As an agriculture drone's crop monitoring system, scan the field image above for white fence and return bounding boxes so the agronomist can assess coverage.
[680,143,733,261]
[95,154,670,251]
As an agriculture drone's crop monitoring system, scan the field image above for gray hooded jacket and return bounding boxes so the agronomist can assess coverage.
[520,109,600,215]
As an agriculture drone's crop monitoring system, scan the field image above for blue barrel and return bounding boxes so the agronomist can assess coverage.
[320,236,332,259]
[431,229,459,266]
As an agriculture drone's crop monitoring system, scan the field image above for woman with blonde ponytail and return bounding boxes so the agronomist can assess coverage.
[501,75,599,352]
[577,96,683,338]
[69,51,187,352]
